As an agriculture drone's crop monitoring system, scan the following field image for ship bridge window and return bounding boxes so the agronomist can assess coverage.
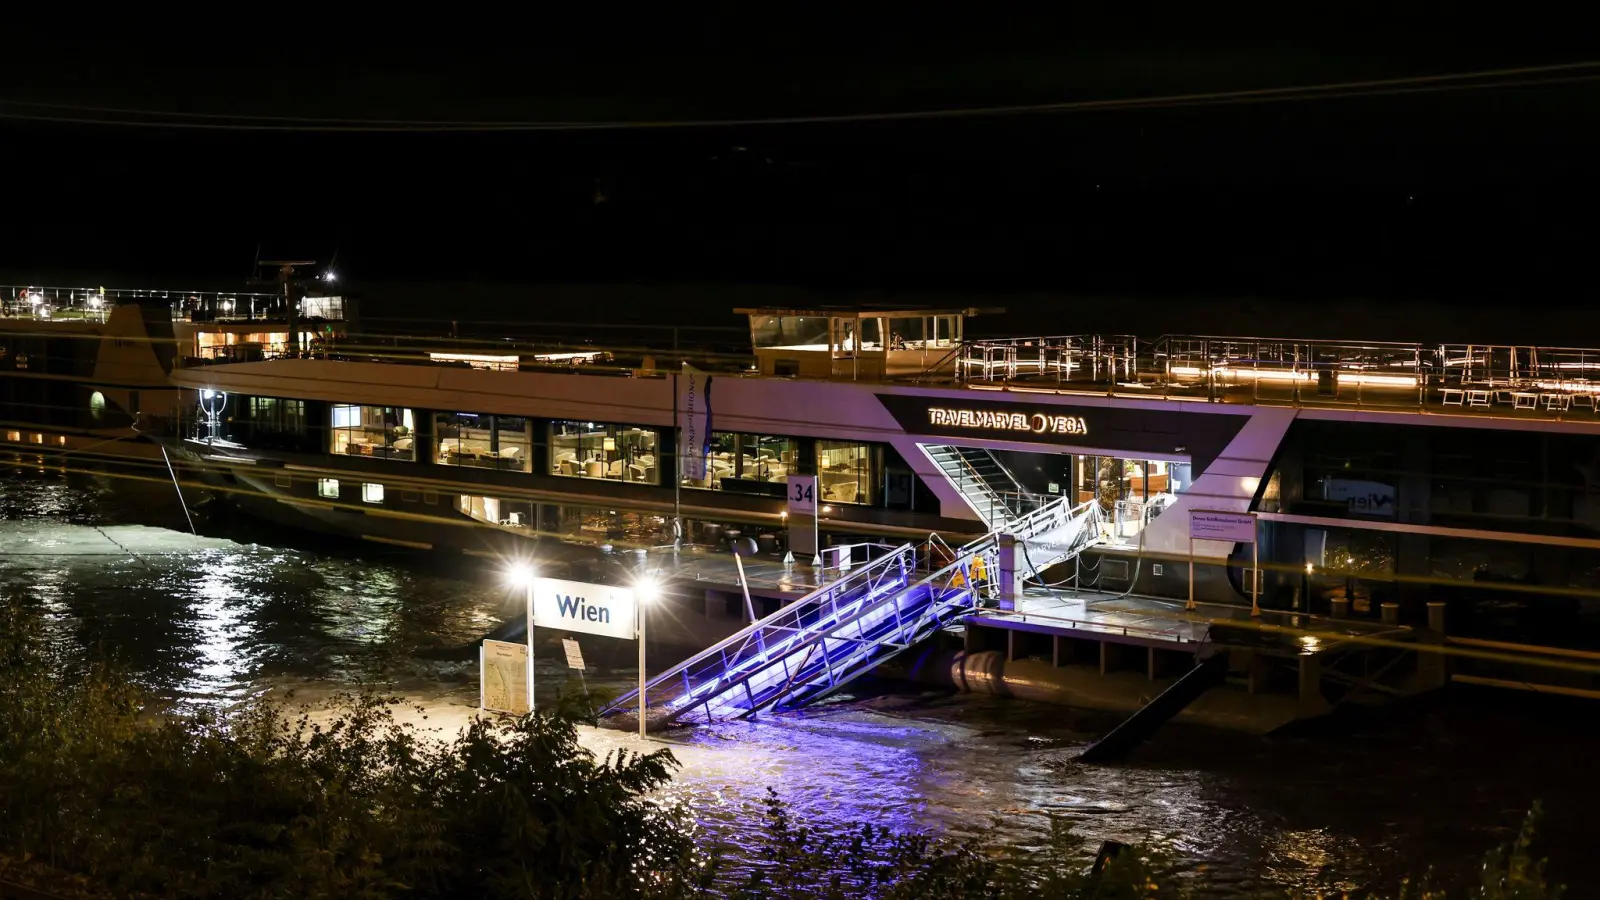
[750,315,831,351]
[329,405,416,461]
[685,432,798,497]
[549,421,659,484]
[434,412,531,472]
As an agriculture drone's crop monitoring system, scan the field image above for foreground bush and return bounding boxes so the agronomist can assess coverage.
[0,601,1568,898]
[0,602,706,899]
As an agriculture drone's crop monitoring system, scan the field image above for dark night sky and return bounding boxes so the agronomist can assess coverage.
[2,15,1599,329]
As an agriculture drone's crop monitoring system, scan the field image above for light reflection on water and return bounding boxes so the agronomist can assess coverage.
[0,471,1597,895]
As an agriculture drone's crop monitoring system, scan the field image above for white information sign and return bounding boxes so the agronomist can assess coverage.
[480,640,530,715]
[786,475,818,516]
[1188,510,1258,544]
[532,577,638,640]
[562,638,586,670]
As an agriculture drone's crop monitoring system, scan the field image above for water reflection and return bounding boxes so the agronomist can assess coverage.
[0,470,1597,895]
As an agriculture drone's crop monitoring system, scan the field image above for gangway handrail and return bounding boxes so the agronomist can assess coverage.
[660,498,1090,719]
[600,494,1102,726]
[758,536,1003,712]
[599,541,918,716]
[755,500,1104,715]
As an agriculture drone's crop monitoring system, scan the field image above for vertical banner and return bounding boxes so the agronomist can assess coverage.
[677,363,713,482]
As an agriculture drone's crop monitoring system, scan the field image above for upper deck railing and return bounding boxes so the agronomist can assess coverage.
[167,312,1600,423]
[0,284,345,325]
[956,333,1600,420]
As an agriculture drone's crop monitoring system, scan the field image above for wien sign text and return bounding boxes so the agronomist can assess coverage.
[532,577,638,640]
[927,407,1089,436]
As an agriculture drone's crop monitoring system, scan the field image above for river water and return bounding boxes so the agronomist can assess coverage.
[1,467,1595,896]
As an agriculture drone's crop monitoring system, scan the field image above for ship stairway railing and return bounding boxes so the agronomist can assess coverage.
[601,495,1091,727]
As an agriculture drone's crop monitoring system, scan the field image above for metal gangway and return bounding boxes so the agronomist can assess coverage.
[600,497,1102,728]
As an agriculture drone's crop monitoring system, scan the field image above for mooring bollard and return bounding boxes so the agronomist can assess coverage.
[1381,602,1400,625]
[1426,600,1447,633]
[1330,596,1349,619]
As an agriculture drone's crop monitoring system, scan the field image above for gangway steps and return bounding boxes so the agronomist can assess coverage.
[600,495,1102,729]
[1076,652,1228,763]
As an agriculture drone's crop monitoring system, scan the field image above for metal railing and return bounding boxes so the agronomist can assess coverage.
[0,284,342,325]
[972,606,1195,643]
[602,540,921,723]
[601,496,1092,726]
[958,333,1600,418]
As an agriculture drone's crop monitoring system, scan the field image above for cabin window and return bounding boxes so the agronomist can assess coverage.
[817,441,876,505]
[362,483,385,504]
[247,397,306,435]
[329,405,416,460]
[549,421,659,484]
[317,478,340,499]
[684,433,799,497]
[433,412,531,472]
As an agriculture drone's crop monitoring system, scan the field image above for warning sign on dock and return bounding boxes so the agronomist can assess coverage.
[562,638,585,671]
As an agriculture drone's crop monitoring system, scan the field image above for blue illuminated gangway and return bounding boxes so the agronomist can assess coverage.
[601,497,1102,728]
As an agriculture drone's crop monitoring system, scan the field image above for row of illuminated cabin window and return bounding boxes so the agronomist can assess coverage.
[230,401,882,505]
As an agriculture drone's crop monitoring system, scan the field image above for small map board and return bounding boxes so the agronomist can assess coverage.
[480,639,530,715]
[562,638,586,670]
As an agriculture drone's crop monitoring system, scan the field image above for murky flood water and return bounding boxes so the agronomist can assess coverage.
[1,468,1596,896]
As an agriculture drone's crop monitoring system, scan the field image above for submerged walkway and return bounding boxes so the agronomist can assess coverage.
[970,589,1412,655]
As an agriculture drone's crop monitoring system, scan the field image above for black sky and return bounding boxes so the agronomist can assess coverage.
[2,16,1598,312]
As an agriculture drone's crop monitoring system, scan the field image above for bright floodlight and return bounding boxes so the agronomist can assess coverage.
[324,270,337,282]
[505,562,535,587]
[634,575,659,603]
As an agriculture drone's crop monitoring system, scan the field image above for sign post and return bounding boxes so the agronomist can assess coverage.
[786,474,821,566]
[1187,510,1261,617]
[637,591,648,739]
[527,577,650,735]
